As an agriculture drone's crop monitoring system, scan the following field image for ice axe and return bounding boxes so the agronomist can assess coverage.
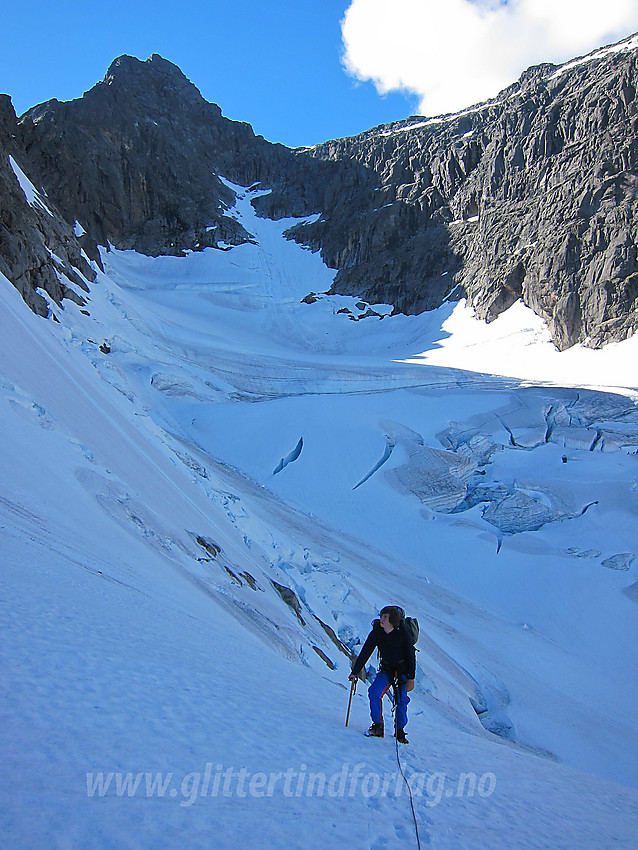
[345,677,357,727]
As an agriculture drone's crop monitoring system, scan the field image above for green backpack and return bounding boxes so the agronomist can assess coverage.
[396,607,419,646]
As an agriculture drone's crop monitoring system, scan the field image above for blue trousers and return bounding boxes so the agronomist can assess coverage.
[369,671,410,730]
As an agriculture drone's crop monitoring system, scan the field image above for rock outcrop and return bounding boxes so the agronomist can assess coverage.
[17,55,269,257]
[5,37,638,348]
[285,36,638,350]
[0,95,94,316]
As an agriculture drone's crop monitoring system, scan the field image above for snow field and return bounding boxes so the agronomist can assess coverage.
[2,180,638,848]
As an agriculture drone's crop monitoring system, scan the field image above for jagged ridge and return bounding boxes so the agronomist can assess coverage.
[2,38,638,348]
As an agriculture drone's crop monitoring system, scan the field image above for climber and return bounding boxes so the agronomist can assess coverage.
[349,606,416,744]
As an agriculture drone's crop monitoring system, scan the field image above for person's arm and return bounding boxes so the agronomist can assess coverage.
[349,629,377,679]
[405,631,416,690]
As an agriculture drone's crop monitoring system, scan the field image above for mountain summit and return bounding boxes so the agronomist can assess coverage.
[4,37,638,348]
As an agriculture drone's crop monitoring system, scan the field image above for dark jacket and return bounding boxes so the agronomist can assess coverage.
[351,620,416,680]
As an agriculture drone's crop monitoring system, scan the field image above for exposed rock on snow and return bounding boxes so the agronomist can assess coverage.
[311,645,335,669]
[271,580,306,624]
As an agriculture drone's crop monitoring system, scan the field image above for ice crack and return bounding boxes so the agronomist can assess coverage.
[273,437,303,475]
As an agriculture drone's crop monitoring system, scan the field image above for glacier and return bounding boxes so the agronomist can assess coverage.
[1,180,637,848]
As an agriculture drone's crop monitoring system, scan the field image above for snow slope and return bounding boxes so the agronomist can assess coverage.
[2,181,638,849]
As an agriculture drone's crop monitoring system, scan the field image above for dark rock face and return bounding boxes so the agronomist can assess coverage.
[7,39,638,348]
[0,95,94,315]
[18,55,268,256]
[17,55,343,258]
[289,39,638,349]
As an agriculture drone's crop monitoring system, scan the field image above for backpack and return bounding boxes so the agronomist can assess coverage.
[396,607,419,646]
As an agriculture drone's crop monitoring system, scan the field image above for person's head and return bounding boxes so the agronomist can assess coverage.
[379,606,402,633]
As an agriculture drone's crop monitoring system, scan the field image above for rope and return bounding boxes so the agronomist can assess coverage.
[392,680,422,850]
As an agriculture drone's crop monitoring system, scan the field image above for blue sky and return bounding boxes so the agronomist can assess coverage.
[3,1,638,148]
[1,0,418,148]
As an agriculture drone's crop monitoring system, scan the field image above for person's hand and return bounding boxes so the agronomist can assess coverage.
[349,673,358,683]
[406,679,415,692]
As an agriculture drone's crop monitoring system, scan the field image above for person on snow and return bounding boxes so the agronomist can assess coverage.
[349,606,416,744]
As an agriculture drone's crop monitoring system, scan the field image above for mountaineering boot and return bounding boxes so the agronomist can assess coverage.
[395,728,409,744]
[365,722,384,738]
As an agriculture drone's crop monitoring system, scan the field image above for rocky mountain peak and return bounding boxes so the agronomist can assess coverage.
[92,53,221,120]
[104,53,190,85]
[17,53,270,257]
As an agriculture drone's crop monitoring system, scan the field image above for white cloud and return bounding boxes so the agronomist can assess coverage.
[341,0,638,117]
